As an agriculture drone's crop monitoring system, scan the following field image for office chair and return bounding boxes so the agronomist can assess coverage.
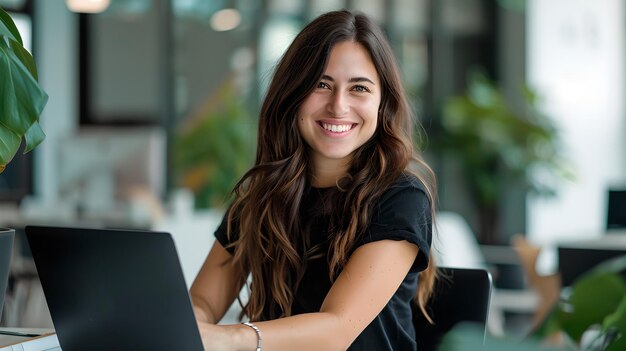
[413,267,493,351]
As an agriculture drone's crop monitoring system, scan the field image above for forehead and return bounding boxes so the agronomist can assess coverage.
[324,41,379,82]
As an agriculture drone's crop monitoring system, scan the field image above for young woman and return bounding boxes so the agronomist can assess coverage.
[191,9,437,351]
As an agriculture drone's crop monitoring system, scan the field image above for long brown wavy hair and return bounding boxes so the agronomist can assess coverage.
[227,9,437,322]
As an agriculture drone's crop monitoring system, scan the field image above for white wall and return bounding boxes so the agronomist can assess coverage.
[527,0,626,244]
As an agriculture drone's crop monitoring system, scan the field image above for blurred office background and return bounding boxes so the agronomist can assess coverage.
[1,0,625,340]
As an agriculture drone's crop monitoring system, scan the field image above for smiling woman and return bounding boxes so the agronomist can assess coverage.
[190,9,437,351]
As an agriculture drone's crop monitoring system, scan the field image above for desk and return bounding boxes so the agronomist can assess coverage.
[558,231,626,287]
[0,328,58,351]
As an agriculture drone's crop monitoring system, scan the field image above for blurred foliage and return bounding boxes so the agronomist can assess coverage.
[430,71,572,208]
[439,323,562,351]
[534,255,626,351]
[497,0,527,12]
[0,7,48,173]
[173,83,256,209]
[440,256,626,350]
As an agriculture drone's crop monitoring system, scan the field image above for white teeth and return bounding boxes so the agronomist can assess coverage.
[322,123,352,133]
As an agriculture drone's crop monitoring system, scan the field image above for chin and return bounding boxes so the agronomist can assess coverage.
[320,151,353,161]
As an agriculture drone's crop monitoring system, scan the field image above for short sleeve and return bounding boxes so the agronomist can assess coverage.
[358,175,432,273]
[214,207,238,255]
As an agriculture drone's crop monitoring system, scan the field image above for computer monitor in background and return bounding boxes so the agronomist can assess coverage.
[607,189,626,230]
[558,246,626,287]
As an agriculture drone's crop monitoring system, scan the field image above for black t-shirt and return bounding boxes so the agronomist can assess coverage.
[214,173,432,350]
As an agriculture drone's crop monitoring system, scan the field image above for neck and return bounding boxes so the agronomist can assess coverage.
[310,156,350,188]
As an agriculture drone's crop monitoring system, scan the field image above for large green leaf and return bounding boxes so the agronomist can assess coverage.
[0,43,48,135]
[0,8,21,44]
[561,273,626,342]
[10,39,38,80]
[0,7,47,173]
[0,123,20,168]
[604,295,626,351]
[24,120,45,153]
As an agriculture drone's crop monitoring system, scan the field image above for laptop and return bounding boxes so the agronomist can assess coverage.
[24,226,204,351]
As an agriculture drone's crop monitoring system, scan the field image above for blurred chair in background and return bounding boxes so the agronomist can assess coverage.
[433,212,486,269]
[413,267,492,351]
[434,211,538,337]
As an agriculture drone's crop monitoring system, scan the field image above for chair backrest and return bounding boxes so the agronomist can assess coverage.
[433,212,486,269]
[413,267,493,351]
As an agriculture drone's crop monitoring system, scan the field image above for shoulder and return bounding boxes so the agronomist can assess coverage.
[361,172,433,272]
[375,172,430,210]
[389,172,427,192]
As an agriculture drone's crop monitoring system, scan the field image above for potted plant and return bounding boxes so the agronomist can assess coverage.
[173,81,255,209]
[0,6,48,320]
[429,71,571,243]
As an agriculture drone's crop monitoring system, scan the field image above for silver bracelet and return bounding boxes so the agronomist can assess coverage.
[242,321,262,351]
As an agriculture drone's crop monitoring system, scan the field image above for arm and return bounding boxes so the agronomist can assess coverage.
[190,241,244,324]
[198,239,419,351]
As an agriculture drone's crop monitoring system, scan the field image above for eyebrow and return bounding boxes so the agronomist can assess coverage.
[321,74,376,85]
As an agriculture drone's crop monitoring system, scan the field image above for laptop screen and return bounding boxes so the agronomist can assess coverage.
[25,226,203,351]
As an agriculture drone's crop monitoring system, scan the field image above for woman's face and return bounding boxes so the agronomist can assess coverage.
[297,41,381,171]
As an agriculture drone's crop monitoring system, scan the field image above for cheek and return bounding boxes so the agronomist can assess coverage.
[296,113,308,138]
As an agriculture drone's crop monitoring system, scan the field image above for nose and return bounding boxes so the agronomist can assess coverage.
[327,91,349,117]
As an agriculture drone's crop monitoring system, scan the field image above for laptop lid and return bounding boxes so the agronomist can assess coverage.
[24,225,204,351]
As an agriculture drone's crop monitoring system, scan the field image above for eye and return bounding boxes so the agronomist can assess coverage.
[352,85,371,93]
[317,81,330,89]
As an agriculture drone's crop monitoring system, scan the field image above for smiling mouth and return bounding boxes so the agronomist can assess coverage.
[320,122,355,133]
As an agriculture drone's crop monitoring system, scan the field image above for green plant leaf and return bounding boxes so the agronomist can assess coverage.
[601,294,626,351]
[0,7,22,44]
[0,123,20,170]
[0,7,46,173]
[562,273,626,342]
[23,120,45,153]
[0,44,48,135]
[10,39,38,80]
